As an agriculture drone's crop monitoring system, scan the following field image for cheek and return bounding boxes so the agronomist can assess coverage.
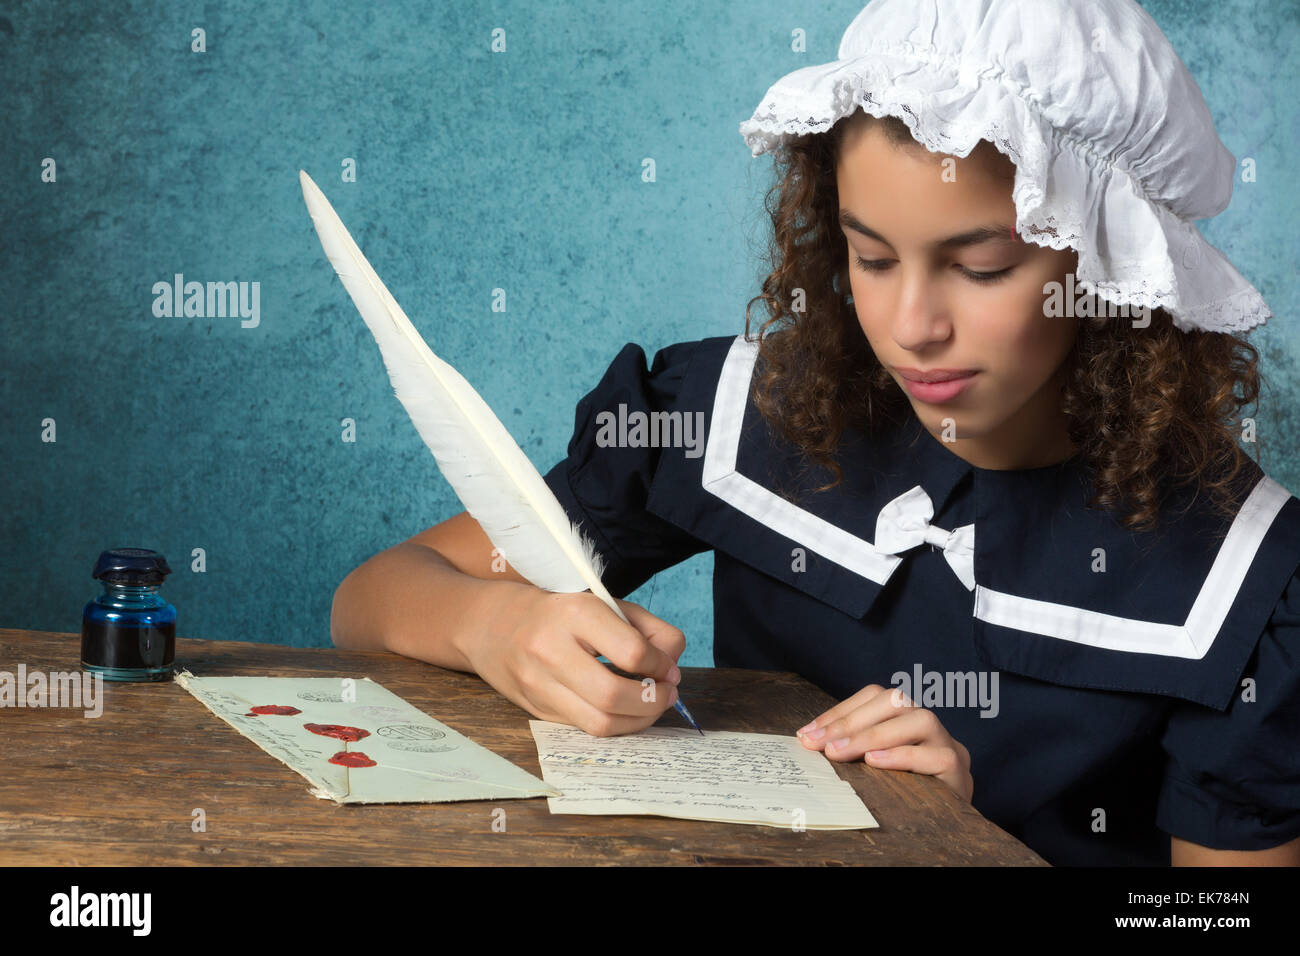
[855,307,893,359]
[849,273,889,341]
[967,283,1077,374]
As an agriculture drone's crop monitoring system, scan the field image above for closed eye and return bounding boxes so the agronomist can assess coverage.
[854,256,1014,285]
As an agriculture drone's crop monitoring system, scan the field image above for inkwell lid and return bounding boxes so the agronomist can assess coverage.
[92,548,173,586]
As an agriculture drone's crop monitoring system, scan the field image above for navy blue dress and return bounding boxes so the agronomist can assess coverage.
[541,333,1300,867]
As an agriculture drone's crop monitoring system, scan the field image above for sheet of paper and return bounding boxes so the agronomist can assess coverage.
[175,671,559,804]
[530,720,878,829]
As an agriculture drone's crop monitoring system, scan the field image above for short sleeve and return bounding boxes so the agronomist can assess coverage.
[541,340,710,599]
[1155,566,1300,851]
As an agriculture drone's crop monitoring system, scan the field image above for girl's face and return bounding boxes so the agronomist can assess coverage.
[836,120,1082,471]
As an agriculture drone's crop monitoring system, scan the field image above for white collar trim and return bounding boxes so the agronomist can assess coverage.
[700,334,1293,661]
[702,334,902,584]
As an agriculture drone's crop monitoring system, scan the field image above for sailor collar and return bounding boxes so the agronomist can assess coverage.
[645,334,1300,711]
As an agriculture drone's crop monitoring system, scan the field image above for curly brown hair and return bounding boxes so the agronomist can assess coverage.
[742,109,1264,535]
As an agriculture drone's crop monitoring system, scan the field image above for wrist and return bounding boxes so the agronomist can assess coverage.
[452,576,539,672]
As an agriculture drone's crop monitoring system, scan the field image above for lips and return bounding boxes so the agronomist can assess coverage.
[896,369,979,403]
[895,368,979,383]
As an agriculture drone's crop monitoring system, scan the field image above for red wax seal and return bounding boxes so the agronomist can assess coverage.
[329,751,377,768]
[304,723,370,742]
[249,705,302,716]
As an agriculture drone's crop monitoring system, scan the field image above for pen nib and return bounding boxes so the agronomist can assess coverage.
[673,698,704,735]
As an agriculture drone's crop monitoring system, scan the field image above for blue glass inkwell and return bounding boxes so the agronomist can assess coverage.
[81,548,177,682]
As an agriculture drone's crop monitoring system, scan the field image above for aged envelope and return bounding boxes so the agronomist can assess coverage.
[175,671,559,804]
[530,720,879,829]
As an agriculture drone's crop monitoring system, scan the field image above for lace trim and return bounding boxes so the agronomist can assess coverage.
[740,47,1271,335]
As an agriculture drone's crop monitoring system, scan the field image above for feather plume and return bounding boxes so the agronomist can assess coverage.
[298,169,630,625]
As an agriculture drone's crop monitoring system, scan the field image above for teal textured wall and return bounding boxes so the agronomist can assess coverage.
[2,1,1296,666]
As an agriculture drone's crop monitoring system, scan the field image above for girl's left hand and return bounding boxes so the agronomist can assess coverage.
[796,683,973,803]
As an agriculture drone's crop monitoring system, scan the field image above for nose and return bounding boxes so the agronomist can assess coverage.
[890,268,952,351]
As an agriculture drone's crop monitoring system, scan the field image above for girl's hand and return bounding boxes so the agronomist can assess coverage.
[796,683,973,803]
[463,588,685,738]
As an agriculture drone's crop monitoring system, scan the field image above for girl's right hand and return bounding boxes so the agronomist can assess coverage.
[463,588,685,737]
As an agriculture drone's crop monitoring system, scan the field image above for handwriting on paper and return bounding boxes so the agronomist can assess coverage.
[530,721,878,829]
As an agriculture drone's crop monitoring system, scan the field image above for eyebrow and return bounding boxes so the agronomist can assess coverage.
[838,209,1017,249]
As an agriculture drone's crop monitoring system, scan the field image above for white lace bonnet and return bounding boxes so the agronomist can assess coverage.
[738,0,1271,334]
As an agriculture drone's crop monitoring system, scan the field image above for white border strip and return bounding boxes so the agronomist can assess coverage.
[701,335,901,584]
[975,475,1291,659]
[703,337,1293,660]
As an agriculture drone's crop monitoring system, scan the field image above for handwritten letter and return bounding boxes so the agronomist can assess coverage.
[530,721,878,829]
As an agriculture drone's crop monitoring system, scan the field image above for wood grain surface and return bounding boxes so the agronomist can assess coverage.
[0,628,1047,866]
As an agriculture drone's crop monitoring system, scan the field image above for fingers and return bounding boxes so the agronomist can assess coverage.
[546,632,679,720]
[514,592,685,736]
[865,742,960,776]
[617,598,687,664]
[867,744,973,802]
[797,684,906,750]
[574,595,680,686]
[790,679,973,803]
[522,593,682,719]
[816,705,937,761]
[799,683,889,735]
[540,675,673,737]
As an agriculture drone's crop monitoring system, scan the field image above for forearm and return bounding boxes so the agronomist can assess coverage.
[330,541,535,673]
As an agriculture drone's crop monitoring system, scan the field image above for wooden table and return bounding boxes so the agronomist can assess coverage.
[0,628,1046,866]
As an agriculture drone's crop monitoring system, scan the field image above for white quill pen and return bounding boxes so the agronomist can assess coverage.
[297,170,701,733]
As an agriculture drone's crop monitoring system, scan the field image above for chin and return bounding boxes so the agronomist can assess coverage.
[909,400,958,424]
[911,405,957,435]
[911,404,993,442]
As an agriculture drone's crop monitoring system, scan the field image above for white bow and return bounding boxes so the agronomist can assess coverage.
[873,485,975,591]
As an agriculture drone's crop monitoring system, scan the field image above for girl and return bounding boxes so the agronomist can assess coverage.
[330,0,1300,867]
